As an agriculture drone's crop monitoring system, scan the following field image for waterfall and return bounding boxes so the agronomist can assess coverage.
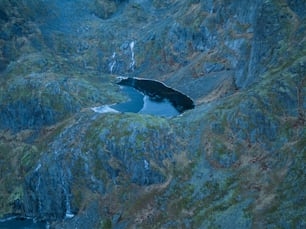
[34,163,41,172]
[109,52,116,74]
[144,159,150,170]
[63,185,74,219]
[34,167,43,215]
[37,178,42,213]
[129,41,136,71]
[60,170,74,219]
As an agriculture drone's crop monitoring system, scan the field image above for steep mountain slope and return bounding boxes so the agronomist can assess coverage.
[0,0,305,228]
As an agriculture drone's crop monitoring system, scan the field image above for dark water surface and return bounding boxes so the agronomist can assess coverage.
[92,78,194,117]
[112,86,180,117]
[117,77,195,113]
[111,86,144,113]
[0,217,46,229]
[138,95,179,116]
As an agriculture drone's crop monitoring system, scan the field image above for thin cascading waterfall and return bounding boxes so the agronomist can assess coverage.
[210,7,214,14]
[144,159,150,170]
[129,41,136,71]
[109,52,116,74]
[60,169,74,219]
[33,163,43,215]
[63,185,74,219]
[208,0,214,14]
[36,176,42,215]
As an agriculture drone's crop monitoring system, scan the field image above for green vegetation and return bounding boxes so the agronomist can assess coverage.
[99,219,112,229]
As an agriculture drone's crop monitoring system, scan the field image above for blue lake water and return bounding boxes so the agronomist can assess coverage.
[139,95,179,117]
[0,217,46,229]
[117,77,195,113]
[92,85,181,117]
[111,86,144,113]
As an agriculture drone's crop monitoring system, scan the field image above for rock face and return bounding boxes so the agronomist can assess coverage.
[23,112,179,226]
[0,0,305,228]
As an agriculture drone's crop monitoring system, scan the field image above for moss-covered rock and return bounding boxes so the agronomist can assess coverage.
[90,0,118,19]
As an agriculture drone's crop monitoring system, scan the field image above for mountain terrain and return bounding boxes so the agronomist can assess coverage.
[0,0,305,228]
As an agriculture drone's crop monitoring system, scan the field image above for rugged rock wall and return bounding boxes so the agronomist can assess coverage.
[0,0,305,228]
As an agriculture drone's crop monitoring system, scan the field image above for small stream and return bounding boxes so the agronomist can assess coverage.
[92,77,194,117]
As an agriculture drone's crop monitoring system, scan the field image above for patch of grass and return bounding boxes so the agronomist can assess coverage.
[99,218,112,229]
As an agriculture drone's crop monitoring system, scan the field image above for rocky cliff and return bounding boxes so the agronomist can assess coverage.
[0,0,305,228]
